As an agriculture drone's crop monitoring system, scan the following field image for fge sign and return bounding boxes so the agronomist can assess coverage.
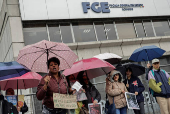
[82,2,144,13]
[82,2,110,13]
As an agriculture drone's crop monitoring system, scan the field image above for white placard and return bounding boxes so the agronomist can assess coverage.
[72,81,82,92]
[125,92,140,110]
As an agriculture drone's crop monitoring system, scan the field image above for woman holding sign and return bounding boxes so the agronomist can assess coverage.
[123,67,145,114]
[36,57,75,114]
[106,70,128,114]
[77,71,101,110]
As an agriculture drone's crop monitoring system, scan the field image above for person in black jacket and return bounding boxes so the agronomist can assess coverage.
[0,92,18,114]
[6,88,28,114]
[123,68,145,114]
[77,71,101,109]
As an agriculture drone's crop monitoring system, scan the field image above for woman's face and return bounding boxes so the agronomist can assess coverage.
[113,74,119,81]
[49,61,59,74]
[83,75,89,85]
[69,75,75,82]
[126,69,132,78]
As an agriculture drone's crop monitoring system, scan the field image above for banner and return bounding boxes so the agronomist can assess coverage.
[53,93,78,109]
[125,92,140,110]
[6,95,25,107]
[6,95,17,106]
[88,103,102,114]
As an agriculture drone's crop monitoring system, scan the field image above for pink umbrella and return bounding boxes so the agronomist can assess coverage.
[17,40,78,73]
[0,72,42,90]
[63,58,115,79]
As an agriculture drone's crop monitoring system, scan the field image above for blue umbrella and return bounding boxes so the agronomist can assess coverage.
[116,63,145,78]
[129,45,166,62]
[0,61,30,81]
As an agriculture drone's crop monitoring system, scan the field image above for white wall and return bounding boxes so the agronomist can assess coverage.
[19,0,170,20]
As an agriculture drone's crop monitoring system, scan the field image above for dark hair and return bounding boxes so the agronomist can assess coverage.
[66,75,76,88]
[126,67,132,73]
[6,88,14,95]
[77,71,93,89]
[47,57,60,69]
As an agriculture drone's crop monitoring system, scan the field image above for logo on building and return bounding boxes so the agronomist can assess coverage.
[82,2,144,13]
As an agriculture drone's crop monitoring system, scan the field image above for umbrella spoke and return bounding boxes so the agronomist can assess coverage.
[49,50,71,68]
[17,50,45,61]
[49,49,70,52]
[32,46,46,50]
[31,51,46,70]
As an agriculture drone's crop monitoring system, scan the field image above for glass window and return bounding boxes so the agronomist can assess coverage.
[153,19,170,36]
[94,22,107,41]
[104,22,117,40]
[72,22,97,42]
[134,20,146,38]
[48,24,62,42]
[143,20,155,37]
[60,23,73,43]
[116,21,136,39]
[23,23,48,45]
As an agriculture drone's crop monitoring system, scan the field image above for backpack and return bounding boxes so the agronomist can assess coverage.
[150,69,166,95]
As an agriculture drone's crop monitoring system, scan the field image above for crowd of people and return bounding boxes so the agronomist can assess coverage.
[1,57,170,114]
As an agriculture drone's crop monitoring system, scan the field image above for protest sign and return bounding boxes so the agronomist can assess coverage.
[88,103,102,114]
[53,93,78,109]
[6,95,17,106]
[18,95,24,107]
[6,95,25,107]
[72,81,82,91]
[77,92,87,101]
[125,92,140,110]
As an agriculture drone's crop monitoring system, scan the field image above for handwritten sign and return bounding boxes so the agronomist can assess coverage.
[53,93,78,109]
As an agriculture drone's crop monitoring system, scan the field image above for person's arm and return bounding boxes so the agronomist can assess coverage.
[20,102,28,113]
[106,81,121,97]
[93,86,101,103]
[148,71,162,93]
[136,77,145,94]
[36,77,48,100]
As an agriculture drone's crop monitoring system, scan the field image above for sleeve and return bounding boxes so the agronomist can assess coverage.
[93,86,101,102]
[124,83,128,92]
[11,103,18,114]
[36,77,47,100]
[136,77,145,94]
[106,81,121,97]
[20,102,28,113]
[165,71,170,79]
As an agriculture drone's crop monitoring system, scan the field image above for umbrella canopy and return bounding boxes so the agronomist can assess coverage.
[63,58,115,79]
[0,61,30,81]
[129,45,166,62]
[17,40,78,73]
[94,53,122,64]
[0,72,42,90]
[116,63,145,79]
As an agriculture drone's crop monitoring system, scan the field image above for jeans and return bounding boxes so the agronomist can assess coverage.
[133,102,144,114]
[116,106,127,114]
[42,105,66,114]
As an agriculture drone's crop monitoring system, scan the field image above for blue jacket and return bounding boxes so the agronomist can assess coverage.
[123,77,145,103]
[149,69,170,98]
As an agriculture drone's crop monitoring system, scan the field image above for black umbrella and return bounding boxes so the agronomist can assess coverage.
[116,62,145,79]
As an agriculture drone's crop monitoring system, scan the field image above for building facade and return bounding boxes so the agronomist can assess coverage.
[1,0,170,114]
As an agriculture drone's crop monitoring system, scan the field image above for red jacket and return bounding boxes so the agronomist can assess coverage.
[36,75,68,109]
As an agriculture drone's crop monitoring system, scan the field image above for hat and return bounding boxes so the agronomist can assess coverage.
[152,59,159,64]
